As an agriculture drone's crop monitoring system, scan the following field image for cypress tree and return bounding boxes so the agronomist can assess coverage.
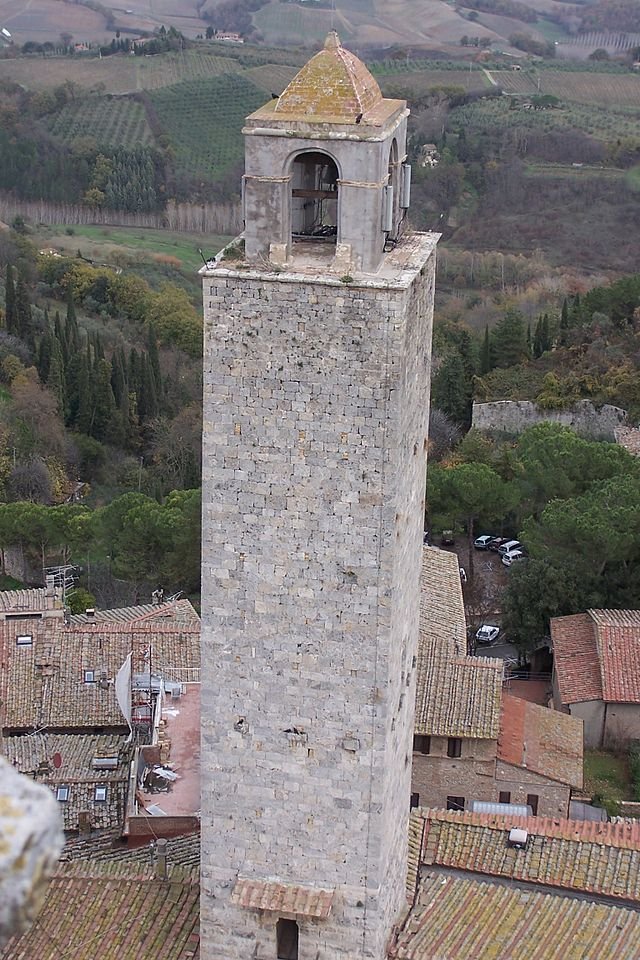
[147,324,161,399]
[37,331,53,383]
[559,298,569,346]
[91,358,116,440]
[75,354,93,435]
[4,265,16,335]
[48,338,67,416]
[15,271,34,349]
[479,325,492,375]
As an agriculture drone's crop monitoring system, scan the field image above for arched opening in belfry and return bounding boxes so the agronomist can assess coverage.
[386,137,401,242]
[291,151,339,245]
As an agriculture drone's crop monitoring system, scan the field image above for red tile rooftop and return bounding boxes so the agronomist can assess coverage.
[232,878,334,918]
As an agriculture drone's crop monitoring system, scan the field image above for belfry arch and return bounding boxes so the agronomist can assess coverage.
[291,150,339,246]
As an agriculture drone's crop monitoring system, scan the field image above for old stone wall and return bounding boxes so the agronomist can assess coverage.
[200,237,436,959]
[412,739,497,811]
[495,761,571,818]
[472,400,626,440]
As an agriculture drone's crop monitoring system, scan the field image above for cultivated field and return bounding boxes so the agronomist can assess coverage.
[494,68,640,109]
[47,97,153,148]
[149,75,266,181]
[0,0,109,45]
[244,63,299,95]
[0,48,244,94]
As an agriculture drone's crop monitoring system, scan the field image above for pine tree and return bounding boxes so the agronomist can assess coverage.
[492,309,528,369]
[526,323,532,357]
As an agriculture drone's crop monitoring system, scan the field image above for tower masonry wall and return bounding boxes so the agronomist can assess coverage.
[200,234,437,960]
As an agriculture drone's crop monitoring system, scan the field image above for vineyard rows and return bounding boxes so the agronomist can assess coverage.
[48,97,153,149]
[149,75,266,181]
[133,51,243,92]
[244,64,298,95]
[495,69,640,108]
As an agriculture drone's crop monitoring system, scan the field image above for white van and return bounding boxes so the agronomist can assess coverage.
[502,549,526,567]
[498,539,521,557]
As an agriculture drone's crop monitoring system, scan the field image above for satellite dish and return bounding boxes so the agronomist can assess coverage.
[52,752,62,769]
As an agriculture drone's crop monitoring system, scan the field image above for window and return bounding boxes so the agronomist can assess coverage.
[499,792,511,804]
[527,794,539,816]
[16,634,32,646]
[447,738,462,758]
[413,735,431,755]
[94,785,108,802]
[446,796,465,811]
[410,793,420,810]
[56,786,70,802]
[276,918,299,960]
[84,670,95,683]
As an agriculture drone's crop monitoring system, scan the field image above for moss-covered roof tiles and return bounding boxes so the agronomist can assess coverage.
[273,31,383,123]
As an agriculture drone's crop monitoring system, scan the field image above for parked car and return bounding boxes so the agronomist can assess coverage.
[475,624,500,645]
[502,549,527,567]
[498,539,521,557]
[488,537,510,552]
[474,535,493,550]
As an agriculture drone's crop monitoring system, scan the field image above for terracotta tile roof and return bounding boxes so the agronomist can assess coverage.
[62,829,200,865]
[0,859,199,960]
[420,546,466,656]
[552,610,640,704]
[497,694,583,788]
[70,599,199,626]
[391,872,640,960]
[407,810,426,897]
[1,732,130,831]
[0,618,200,731]
[416,647,503,738]
[231,878,333,918]
[416,547,502,738]
[591,609,640,702]
[0,587,60,614]
[414,809,640,901]
[551,612,602,703]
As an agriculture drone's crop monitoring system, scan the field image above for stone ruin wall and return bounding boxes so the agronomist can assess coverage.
[471,399,627,440]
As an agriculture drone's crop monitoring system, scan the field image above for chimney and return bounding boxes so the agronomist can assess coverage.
[155,838,168,879]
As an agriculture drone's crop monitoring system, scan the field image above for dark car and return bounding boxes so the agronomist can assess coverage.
[488,537,509,552]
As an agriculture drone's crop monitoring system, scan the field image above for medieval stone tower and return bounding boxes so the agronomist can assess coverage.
[200,33,437,960]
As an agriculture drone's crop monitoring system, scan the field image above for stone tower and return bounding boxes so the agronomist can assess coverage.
[200,33,437,960]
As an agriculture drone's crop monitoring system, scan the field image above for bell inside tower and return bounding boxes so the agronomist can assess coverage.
[291,151,339,245]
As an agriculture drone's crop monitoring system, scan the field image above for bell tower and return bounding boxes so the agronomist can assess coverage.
[243,31,411,273]
[201,33,438,960]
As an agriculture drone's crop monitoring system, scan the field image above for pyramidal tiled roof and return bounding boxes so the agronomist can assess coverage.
[274,31,383,122]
